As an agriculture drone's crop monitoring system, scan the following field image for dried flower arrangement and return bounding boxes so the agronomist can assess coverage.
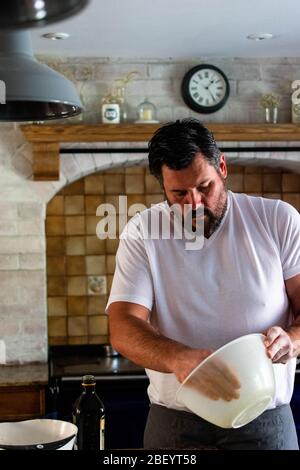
[102,71,139,104]
[260,93,281,109]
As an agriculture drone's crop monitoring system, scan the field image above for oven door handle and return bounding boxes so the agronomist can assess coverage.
[61,374,149,382]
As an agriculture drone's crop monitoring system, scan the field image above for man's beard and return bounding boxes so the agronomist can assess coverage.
[197,196,227,238]
[165,181,228,239]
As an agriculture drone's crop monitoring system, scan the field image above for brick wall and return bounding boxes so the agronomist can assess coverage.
[0,57,300,362]
[40,56,300,125]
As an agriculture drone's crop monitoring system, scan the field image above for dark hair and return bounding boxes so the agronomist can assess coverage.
[148,118,221,184]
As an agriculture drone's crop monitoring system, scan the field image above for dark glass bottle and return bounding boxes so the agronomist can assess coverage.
[73,375,105,450]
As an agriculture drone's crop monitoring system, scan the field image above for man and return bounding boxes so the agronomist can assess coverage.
[106,119,300,450]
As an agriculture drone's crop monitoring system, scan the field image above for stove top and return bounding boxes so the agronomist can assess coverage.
[49,344,146,379]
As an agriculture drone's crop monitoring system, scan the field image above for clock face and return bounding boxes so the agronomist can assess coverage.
[181,64,230,114]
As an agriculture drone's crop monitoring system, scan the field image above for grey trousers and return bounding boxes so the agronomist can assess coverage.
[144,403,299,450]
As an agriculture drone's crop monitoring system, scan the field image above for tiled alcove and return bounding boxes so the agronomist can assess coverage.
[46,163,300,345]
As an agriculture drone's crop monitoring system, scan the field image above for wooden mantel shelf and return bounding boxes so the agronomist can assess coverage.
[21,123,300,181]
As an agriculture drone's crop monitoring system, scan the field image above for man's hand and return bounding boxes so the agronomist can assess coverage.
[185,356,241,402]
[264,326,295,363]
[174,348,241,402]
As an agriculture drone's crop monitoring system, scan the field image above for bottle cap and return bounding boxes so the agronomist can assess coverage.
[82,374,96,385]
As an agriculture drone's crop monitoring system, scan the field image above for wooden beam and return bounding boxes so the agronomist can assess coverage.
[22,123,300,144]
[32,142,60,181]
[208,123,300,141]
[21,123,300,181]
[21,123,162,143]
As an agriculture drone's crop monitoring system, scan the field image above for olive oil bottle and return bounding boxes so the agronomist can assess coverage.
[73,375,105,450]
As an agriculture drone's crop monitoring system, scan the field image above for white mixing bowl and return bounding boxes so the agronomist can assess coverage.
[0,419,78,450]
[176,333,276,429]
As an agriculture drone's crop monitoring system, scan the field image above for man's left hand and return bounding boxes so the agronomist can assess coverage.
[264,326,295,364]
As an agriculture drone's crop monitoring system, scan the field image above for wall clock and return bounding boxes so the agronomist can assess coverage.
[181,64,230,114]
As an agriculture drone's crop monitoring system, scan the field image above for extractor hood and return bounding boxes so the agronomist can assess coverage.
[0,31,82,122]
[0,1,89,29]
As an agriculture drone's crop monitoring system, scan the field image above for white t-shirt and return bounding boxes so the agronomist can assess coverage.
[106,191,300,411]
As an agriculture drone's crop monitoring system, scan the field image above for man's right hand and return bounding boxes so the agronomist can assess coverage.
[174,348,241,402]
[109,302,241,401]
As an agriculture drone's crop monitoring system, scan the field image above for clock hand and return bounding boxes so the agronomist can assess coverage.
[205,80,215,90]
[208,89,216,102]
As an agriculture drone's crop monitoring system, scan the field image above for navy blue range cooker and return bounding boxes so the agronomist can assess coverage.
[46,344,150,450]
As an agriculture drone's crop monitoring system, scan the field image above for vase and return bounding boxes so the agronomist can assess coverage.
[265,107,278,124]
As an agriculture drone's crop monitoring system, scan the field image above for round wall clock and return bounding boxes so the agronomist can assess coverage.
[181,64,230,114]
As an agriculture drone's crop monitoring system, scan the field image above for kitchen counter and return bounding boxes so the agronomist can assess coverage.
[0,363,48,387]
[0,363,48,421]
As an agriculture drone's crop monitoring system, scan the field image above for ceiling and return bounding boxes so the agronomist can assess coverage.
[31,0,300,59]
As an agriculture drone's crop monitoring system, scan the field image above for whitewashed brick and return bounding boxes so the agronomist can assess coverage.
[18,202,44,219]
[261,64,300,82]
[94,153,129,169]
[18,269,46,285]
[0,221,17,236]
[128,79,172,97]
[173,106,190,120]
[220,100,253,123]
[73,153,96,174]
[110,152,131,165]
[62,142,110,150]
[107,142,132,149]
[228,80,237,97]
[157,106,173,123]
[17,219,45,236]
[80,81,107,102]
[285,58,300,65]
[0,319,21,336]
[105,142,148,152]
[74,64,97,81]
[94,63,147,80]
[148,63,187,80]
[0,202,18,220]
[5,336,47,363]
[0,303,46,318]
[18,271,46,305]
[286,141,300,147]
[231,58,265,64]
[22,321,47,336]
[26,181,58,204]
[19,236,45,254]
[218,62,261,80]
[19,253,45,270]
[218,141,239,148]
[237,80,290,98]
[0,254,19,270]
[0,237,19,254]
[0,340,5,364]
[0,271,20,304]
[60,153,83,181]
[11,152,32,179]
[90,153,113,172]
[123,154,147,166]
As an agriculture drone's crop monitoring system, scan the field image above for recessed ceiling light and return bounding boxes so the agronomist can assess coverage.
[42,32,70,40]
[247,33,275,41]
